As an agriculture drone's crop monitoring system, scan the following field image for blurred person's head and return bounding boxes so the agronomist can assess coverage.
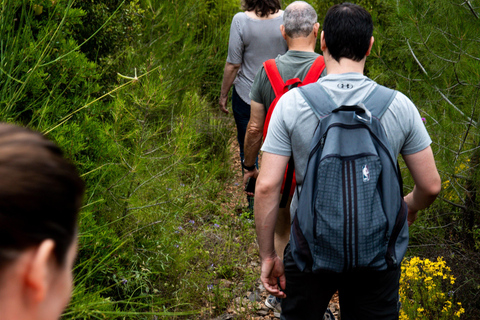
[0,123,84,319]
[282,1,318,39]
[322,2,373,62]
[242,0,281,17]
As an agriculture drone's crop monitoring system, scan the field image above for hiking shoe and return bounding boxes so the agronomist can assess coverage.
[265,295,281,317]
[323,307,335,320]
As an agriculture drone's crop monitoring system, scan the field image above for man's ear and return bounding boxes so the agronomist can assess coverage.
[280,24,287,40]
[313,22,320,38]
[366,36,374,56]
[24,239,56,303]
[320,30,327,51]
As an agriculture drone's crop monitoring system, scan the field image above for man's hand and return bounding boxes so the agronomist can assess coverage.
[260,255,287,298]
[219,95,229,114]
[243,168,259,196]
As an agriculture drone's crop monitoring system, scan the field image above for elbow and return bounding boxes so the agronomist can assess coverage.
[422,174,442,199]
[255,178,279,198]
[246,124,263,138]
[430,174,442,198]
[226,62,241,72]
[433,179,442,198]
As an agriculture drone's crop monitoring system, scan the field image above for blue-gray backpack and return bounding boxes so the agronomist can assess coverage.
[290,83,409,273]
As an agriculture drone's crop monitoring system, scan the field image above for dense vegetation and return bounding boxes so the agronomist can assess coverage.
[0,0,479,318]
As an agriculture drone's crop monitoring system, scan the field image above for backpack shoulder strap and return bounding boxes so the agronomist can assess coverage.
[302,56,325,85]
[298,83,338,119]
[362,84,397,119]
[363,84,402,191]
[263,59,284,97]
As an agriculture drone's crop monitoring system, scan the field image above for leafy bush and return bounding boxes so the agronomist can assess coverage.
[400,257,465,319]
[369,1,480,316]
[0,0,99,124]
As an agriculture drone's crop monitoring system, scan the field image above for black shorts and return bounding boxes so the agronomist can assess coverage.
[280,244,401,320]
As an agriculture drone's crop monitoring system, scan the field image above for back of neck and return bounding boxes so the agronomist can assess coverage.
[324,53,365,75]
[286,37,316,52]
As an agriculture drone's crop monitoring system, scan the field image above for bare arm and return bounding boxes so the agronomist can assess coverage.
[219,62,241,114]
[243,100,266,193]
[255,152,289,298]
[402,146,441,226]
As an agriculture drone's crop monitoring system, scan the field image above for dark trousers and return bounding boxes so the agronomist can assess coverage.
[231,87,258,210]
[281,244,401,320]
[231,86,250,163]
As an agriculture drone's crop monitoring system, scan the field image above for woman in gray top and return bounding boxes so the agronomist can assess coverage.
[219,0,287,172]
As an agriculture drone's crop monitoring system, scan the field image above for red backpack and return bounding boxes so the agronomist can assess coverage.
[262,56,325,207]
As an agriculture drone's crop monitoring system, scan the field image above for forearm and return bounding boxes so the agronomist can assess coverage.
[244,124,263,167]
[255,176,283,261]
[220,62,240,98]
[404,184,439,213]
[403,146,441,214]
[244,100,266,167]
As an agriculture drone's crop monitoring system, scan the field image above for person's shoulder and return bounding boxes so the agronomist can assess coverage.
[231,12,249,34]
[278,87,307,108]
[233,12,246,19]
[392,90,413,103]
[232,12,247,24]
[384,89,422,127]
[388,90,417,111]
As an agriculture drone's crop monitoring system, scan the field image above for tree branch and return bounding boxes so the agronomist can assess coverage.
[407,39,429,75]
[464,0,479,19]
[434,85,477,126]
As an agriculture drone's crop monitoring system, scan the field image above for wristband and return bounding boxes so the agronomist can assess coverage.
[242,160,256,172]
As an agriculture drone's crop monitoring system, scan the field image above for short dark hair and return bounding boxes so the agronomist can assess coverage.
[242,0,281,18]
[0,123,84,269]
[323,2,373,62]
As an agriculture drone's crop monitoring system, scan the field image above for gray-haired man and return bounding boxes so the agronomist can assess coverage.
[242,1,327,316]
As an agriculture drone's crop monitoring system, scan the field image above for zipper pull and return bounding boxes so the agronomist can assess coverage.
[320,133,327,149]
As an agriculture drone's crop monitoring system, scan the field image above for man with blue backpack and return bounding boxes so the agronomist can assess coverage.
[254,3,441,319]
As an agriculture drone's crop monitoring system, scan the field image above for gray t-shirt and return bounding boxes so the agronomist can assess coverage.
[261,72,432,215]
[227,12,288,104]
[250,50,326,111]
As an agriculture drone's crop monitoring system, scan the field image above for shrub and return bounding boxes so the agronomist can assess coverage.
[400,257,465,319]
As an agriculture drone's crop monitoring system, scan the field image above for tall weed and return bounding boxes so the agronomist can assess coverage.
[1,0,247,317]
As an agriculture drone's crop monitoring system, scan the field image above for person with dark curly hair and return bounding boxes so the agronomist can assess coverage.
[219,0,287,209]
[0,123,85,319]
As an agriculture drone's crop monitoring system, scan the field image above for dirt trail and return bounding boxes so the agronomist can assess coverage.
[215,138,339,320]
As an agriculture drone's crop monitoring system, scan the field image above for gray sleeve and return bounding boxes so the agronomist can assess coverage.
[249,67,267,104]
[261,91,295,156]
[382,92,432,156]
[226,13,244,65]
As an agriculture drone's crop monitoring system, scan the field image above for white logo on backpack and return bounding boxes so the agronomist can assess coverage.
[362,165,370,182]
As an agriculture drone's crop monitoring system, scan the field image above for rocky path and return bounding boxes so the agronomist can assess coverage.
[214,139,340,320]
